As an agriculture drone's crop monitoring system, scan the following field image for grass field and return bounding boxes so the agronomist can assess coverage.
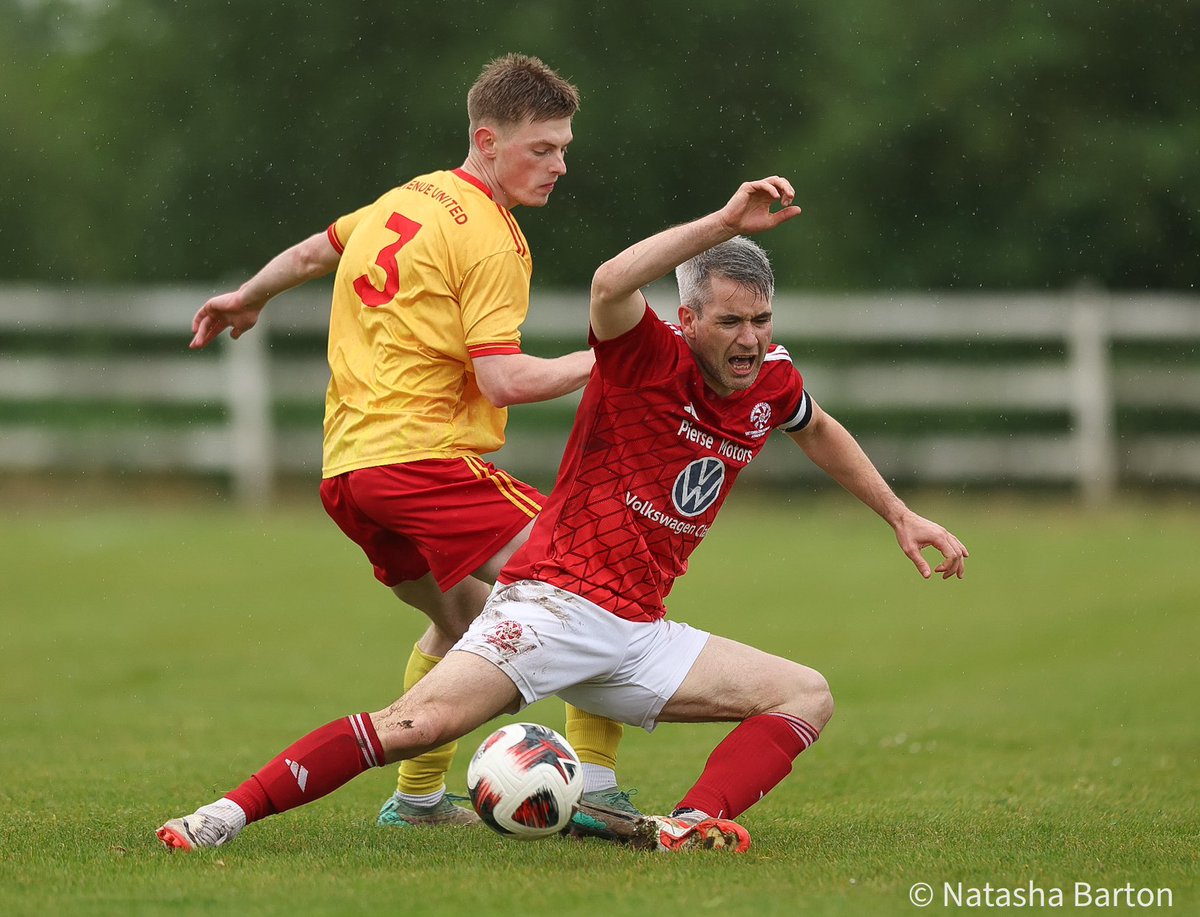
[1,491,1197,915]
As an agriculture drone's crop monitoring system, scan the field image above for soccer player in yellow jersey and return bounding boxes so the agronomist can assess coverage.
[186,54,631,832]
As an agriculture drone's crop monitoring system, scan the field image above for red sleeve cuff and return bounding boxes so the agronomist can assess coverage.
[468,342,523,359]
[326,223,345,254]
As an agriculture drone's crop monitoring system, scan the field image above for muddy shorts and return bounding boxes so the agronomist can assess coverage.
[452,579,710,731]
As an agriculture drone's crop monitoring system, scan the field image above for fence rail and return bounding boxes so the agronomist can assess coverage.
[1,285,1197,504]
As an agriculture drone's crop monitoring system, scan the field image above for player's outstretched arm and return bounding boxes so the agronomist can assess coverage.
[189,231,341,350]
[473,349,596,408]
[589,177,802,342]
[788,401,968,579]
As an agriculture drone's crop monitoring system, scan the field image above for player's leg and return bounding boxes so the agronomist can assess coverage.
[556,623,829,852]
[330,463,627,824]
[472,523,631,810]
[323,468,497,827]
[473,523,631,808]
[156,651,519,851]
[376,520,526,827]
[372,649,523,760]
[396,465,628,825]
[379,576,493,826]
[393,574,492,657]
[657,634,833,826]
[565,703,629,800]
[385,519,579,824]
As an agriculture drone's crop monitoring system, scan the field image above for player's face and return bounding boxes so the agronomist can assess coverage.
[679,276,773,397]
[489,116,572,209]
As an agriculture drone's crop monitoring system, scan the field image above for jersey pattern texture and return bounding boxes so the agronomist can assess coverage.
[501,305,811,622]
[321,169,532,477]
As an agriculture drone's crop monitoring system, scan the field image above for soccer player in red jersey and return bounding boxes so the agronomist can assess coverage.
[159,176,967,853]
[179,55,629,833]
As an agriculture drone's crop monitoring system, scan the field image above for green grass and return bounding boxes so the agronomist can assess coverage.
[1,493,1197,915]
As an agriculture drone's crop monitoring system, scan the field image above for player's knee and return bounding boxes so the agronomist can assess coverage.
[782,663,834,731]
[369,704,455,764]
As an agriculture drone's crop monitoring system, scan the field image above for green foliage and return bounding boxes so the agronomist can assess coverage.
[0,495,1197,914]
[0,0,1197,290]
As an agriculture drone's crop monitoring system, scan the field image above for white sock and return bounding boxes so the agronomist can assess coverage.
[397,788,445,809]
[581,764,617,794]
[670,806,709,825]
[188,798,248,845]
[198,798,247,830]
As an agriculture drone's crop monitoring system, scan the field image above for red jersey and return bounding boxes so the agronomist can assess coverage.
[499,305,812,622]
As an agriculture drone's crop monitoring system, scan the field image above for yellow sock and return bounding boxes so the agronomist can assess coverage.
[396,644,457,797]
[564,703,623,771]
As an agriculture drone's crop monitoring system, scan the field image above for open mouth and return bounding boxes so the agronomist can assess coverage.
[729,355,756,376]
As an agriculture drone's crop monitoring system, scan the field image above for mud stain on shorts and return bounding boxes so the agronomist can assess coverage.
[501,581,578,628]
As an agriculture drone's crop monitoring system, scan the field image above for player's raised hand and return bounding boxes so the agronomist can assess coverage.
[718,176,803,236]
[189,231,341,349]
[189,290,265,350]
[892,510,970,580]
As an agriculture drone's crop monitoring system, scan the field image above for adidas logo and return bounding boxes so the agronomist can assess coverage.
[286,758,309,793]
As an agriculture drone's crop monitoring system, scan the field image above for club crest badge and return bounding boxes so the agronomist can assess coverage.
[746,402,772,438]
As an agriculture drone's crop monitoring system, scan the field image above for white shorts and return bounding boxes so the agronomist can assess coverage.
[452,580,710,732]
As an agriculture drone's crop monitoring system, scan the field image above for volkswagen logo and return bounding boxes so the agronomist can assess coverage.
[671,457,726,518]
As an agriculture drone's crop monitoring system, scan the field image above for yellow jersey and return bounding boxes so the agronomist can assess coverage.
[321,168,532,477]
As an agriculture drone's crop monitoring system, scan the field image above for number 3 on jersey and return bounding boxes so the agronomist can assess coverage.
[353,212,422,307]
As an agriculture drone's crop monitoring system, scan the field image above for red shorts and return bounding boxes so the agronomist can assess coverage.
[319,457,544,590]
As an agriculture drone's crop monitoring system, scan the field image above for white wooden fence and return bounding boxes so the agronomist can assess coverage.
[1,285,1197,505]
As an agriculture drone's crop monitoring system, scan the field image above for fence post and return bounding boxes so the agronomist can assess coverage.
[223,326,274,506]
[1068,288,1117,504]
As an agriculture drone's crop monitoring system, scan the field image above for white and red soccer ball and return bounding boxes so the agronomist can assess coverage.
[467,722,583,839]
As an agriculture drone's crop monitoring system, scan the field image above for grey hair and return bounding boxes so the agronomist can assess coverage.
[675,236,775,314]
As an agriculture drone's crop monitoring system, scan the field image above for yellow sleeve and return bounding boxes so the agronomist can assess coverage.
[461,251,530,359]
[327,203,374,253]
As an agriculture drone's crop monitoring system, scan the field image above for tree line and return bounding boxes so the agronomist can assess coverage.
[1,0,1195,291]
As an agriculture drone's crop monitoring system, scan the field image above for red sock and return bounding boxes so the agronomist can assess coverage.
[675,713,819,820]
[224,713,384,823]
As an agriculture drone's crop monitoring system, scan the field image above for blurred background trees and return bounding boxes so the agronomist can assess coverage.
[1,0,1196,292]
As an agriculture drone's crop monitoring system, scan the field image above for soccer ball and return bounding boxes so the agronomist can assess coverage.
[466,722,583,839]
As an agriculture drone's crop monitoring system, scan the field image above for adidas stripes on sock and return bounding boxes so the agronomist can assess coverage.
[224,713,384,823]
